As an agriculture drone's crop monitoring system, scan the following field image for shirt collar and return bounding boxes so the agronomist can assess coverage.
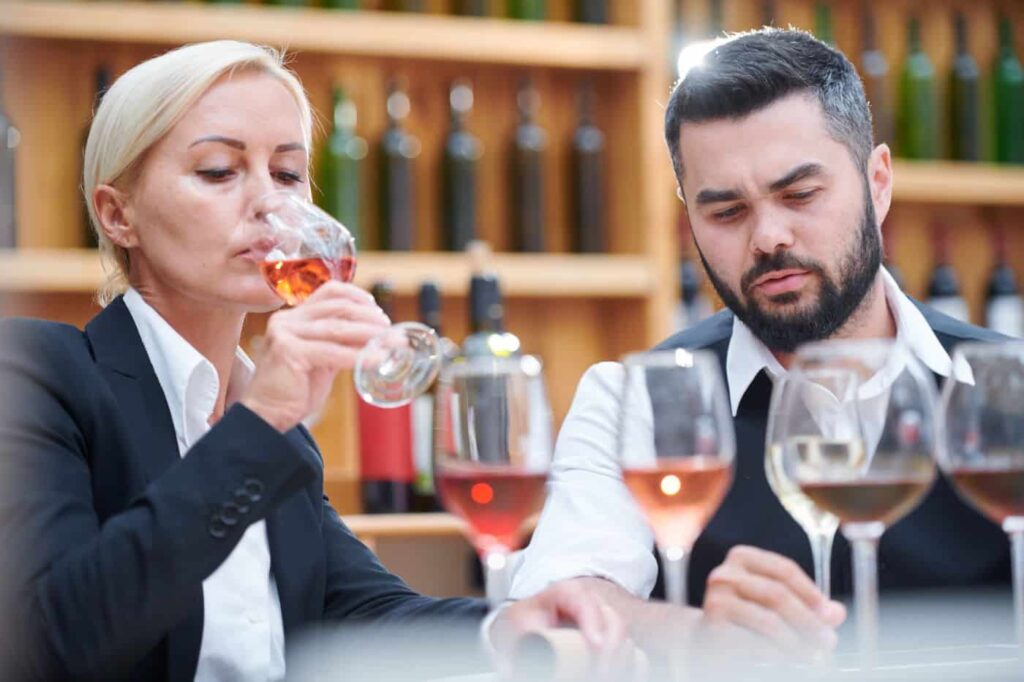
[724,267,965,416]
[122,288,254,448]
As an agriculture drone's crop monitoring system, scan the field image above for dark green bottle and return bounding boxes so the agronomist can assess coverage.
[570,81,605,253]
[379,81,420,251]
[861,7,893,147]
[454,0,487,15]
[264,0,305,7]
[81,66,110,249]
[898,18,939,159]
[383,0,425,11]
[0,67,19,250]
[814,2,833,46]
[507,0,545,21]
[572,0,606,24]
[994,17,1024,164]
[324,0,360,8]
[510,79,547,253]
[761,0,775,27]
[317,86,367,245]
[441,80,482,252]
[950,13,982,161]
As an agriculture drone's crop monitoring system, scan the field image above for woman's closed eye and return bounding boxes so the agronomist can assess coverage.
[196,168,235,182]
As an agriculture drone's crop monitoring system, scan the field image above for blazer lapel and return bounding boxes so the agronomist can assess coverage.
[85,297,204,682]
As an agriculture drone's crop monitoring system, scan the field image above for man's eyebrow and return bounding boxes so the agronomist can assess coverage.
[768,162,824,193]
[695,188,743,206]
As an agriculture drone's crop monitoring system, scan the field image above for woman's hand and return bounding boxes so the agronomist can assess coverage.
[241,281,390,432]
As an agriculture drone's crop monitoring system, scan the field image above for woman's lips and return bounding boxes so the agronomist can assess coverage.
[754,270,809,296]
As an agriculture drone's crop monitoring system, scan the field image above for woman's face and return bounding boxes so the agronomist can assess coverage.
[120,69,309,313]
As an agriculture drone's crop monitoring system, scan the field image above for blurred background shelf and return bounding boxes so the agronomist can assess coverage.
[892,161,1024,206]
[0,1,649,70]
[0,249,655,297]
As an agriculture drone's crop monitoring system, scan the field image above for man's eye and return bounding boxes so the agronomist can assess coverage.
[713,205,744,221]
[785,189,819,202]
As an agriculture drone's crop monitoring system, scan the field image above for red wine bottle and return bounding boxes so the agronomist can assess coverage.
[379,80,420,251]
[926,227,970,323]
[358,281,415,513]
[986,226,1023,337]
[442,80,482,252]
[570,80,606,253]
[0,65,20,249]
[510,78,547,252]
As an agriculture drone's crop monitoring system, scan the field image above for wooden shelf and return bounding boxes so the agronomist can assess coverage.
[0,1,648,71]
[892,160,1024,206]
[0,249,655,298]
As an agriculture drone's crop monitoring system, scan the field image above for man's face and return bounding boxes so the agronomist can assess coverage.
[677,93,889,353]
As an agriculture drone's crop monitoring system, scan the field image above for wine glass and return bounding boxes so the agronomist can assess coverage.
[433,354,552,608]
[781,339,938,668]
[617,349,735,607]
[252,190,442,407]
[938,341,1024,652]
[766,374,841,598]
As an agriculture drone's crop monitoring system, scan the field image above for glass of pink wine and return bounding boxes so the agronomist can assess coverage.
[433,355,552,607]
[251,191,442,407]
[939,341,1024,653]
[617,349,735,607]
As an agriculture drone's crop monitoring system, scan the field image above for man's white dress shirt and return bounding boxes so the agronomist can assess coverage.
[508,269,966,601]
[124,288,286,682]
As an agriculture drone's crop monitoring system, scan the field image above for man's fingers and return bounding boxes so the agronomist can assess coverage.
[705,589,806,654]
[724,546,824,610]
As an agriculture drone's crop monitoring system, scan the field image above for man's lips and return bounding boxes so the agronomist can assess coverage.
[752,269,810,296]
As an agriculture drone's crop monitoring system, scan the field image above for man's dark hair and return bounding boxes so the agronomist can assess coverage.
[664,28,874,188]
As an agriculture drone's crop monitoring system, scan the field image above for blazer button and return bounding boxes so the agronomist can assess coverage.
[232,490,252,515]
[208,516,228,539]
[243,478,264,503]
[219,501,242,527]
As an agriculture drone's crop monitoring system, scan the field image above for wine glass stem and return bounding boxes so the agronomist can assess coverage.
[659,547,688,607]
[843,524,881,671]
[1007,525,1024,651]
[809,530,835,599]
[483,549,510,610]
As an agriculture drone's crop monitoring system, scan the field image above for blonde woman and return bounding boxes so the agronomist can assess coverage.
[0,41,616,681]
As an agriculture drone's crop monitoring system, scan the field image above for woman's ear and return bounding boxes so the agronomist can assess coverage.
[93,184,138,249]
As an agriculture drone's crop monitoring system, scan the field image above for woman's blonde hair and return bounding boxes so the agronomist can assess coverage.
[83,40,313,306]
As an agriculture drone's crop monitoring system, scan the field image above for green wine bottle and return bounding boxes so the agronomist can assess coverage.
[379,81,420,251]
[507,0,545,21]
[317,86,367,245]
[572,0,606,24]
[0,66,19,249]
[814,2,833,46]
[570,80,605,253]
[324,0,360,9]
[454,0,487,15]
[264,0,306,7]
[898,17,939,159]
[510,79,547,252]
[994,17,1024,164]
[861,7,893,147]
[950,13,982,161]
[81,66,111,249]
[383,0,425,11]
[441,80,482,252]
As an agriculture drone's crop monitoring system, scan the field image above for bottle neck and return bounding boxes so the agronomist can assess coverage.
[908,19,922,53]
[955,15,969,55]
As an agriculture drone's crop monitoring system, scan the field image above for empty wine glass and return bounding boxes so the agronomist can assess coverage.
[251,190,441,407]
[938,341,1024,652]
[617,349,735,607]
[433,355,553,607]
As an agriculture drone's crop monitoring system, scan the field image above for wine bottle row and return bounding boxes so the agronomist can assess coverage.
[358,271,522,513]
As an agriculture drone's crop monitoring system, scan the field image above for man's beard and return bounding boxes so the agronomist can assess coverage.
[697,194,882,354]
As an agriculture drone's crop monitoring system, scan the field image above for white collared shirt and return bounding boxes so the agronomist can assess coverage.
[508,269,964,601]
[123,288,286,682]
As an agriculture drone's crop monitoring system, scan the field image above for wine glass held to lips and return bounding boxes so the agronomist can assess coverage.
[251,190,442,407]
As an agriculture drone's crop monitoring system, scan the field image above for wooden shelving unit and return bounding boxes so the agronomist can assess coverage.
[891,161,1024,206]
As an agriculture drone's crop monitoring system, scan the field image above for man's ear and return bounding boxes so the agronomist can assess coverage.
[93,184,139,249]
[867,143,893,225]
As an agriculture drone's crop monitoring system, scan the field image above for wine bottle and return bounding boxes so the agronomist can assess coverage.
[454,0,487,16]
[383,0,425,11]
[358,281,415,514]
[572,0,606,24]
[950,13,982,162]
[985,227,1023,337]
[761,0,775,27]
[0,66,19,250]
[441,80,482,252]
[708,0,723,36]
[317,85,367,244]
[899,17,939,159]
[510,79,547,253]
[926,228,970,323]
[570,81,606,253]
[861,6,893,146]
[264,0,305,7]
[507,0,544,20]
[814,2,834,46]
[994,17,1024,164]
[673,259,712,333]
[379,80,420,251]
[81,66,111,249]
[411,282,453,512]
[324,0,360,10]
